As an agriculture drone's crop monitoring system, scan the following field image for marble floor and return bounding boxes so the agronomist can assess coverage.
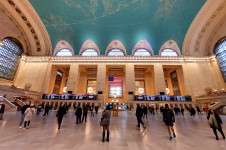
[0,111,225,150]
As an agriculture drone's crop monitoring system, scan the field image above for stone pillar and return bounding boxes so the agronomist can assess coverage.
[96,64,106,104]
[126,64,135,103]
[66,64,79,94]
[154,64,166,95]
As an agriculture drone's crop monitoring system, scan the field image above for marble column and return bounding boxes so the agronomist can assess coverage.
[125,64,135,103]
[96,64,106,103]
[154,64,166,95]
[66,64,79,94]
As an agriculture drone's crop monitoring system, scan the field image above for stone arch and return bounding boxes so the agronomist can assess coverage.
[53,40,74,56]
[132,39,154,56]
[159,40,181,56]
[105,40,127,56]
[79,39,100,56]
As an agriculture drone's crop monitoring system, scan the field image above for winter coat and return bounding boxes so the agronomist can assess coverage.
[101,110,111,126]
[24,107,35,121]
[136,105,143,117]
[75,106,82,116]
[207,113,223,129]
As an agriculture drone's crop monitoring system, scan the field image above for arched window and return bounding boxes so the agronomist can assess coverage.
[0,37,23,80]
[133,49,152,56]
[160,49,179,56]
[215,38,226,82]
[55,48,73,56]
[107,49,125,56]
[81,49,99,56]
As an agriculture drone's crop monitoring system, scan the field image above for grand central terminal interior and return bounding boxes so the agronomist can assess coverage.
[0,0,226,150]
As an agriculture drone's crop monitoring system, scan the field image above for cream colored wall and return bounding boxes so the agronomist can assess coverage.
[96,64,106,102]
[125,64,135,103]
[76,68,87,94]
[154,64,166,95]
[4,58,225,102]
[66,64,78,94]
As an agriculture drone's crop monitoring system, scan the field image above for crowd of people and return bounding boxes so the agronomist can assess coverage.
[0,99,224,142]
[135,104,225,141]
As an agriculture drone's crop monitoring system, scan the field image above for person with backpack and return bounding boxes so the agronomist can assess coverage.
[163,104,176,140]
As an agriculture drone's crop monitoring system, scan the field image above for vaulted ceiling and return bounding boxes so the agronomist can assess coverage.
[29,0,206,55]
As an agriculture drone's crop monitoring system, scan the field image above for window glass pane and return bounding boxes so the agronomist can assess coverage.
[135,80,145,95]
[87,80,96,94]
[160,49,179,56]
[56,49,73,56]
[215,38,226,82]
[0,38,22,80]
[107,49,125,56]
[134,49,151,56]
[81,49,98,56]
[109,86,122,97]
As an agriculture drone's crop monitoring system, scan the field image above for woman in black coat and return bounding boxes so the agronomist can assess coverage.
[207,109,225,140]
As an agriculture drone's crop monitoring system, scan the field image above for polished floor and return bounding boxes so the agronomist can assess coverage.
[0,110,225,150]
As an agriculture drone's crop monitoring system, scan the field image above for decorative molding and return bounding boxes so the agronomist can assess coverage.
[159,40,181,56]
[183,0,226,56]
[79,39,100,56]
[53,40,74,56]
[105,40,127,56]
[132,39,154,56]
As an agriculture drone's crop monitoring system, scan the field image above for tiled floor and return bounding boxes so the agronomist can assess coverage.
[0,111,225,150]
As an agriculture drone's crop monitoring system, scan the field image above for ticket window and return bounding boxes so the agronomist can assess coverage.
[135,80,145,95]
[87,80,97,95]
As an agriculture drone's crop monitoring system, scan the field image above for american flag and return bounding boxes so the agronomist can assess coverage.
[108,77,123,86]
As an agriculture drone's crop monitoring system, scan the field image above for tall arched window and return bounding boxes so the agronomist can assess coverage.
[133,49,152,56]
[160,49,179,56]
[107,49,125,56]
[81,49,99,56]
[55,48,73,56]
[215,38,226,82]
[0,37,23,80]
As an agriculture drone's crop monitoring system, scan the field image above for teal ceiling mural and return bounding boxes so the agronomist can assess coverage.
[29,0,206,55]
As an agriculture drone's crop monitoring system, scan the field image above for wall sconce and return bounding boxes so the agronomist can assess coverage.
[222,88,224,92]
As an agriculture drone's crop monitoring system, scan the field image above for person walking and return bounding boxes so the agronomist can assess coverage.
[190,107,196,118]
[43,103,50,116]
[95,105,99,114]
[163,104,176,140]
[207,109,225,140]
[181,107,184,116]
[90,105,94,117]
[19,102,30,129]
[75,104,82,124]
[143,105,148,119]
[136,104,146,130]
[24,104,35,129]
[56,106,66,129]
[82,105,88,122]
[101,105,111,142]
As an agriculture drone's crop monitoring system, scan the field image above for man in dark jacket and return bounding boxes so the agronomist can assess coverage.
[43,103,50,116]
[163,104,176,140]
[75,104,82,124]
[143,106,148,119]
[19,102,30,128]
[82,105,88,122]
[0,102,5,120]
[136,104,146,130]
[57,106,66,129]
